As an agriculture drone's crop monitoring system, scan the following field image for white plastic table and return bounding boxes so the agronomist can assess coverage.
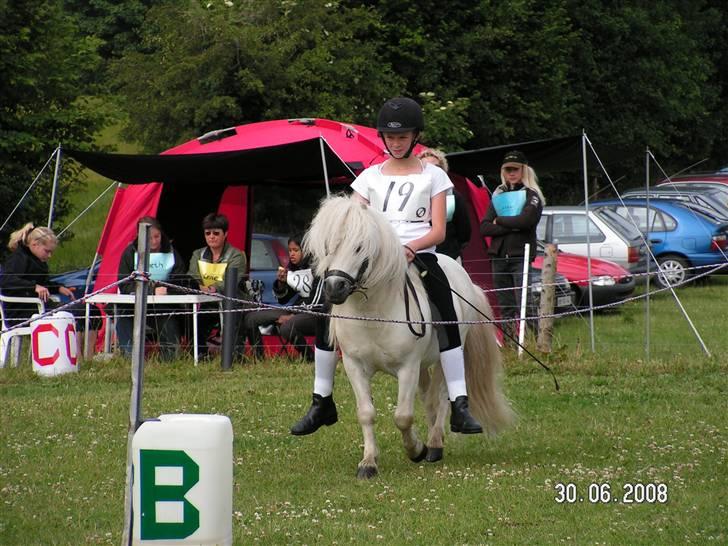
[84,293,223,364]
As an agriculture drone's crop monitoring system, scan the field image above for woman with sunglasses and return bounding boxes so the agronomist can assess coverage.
[479,150,545,340]
[188,213,248,357]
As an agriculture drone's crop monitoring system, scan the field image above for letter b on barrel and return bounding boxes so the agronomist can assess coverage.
[132,414,233,545]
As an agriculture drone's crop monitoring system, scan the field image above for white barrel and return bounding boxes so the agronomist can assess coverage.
[132,414,233,545]
[30,311,78,376]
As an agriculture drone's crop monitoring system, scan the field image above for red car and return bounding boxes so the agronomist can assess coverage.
[533,244,636,308]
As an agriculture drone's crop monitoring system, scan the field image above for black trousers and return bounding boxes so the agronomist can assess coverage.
[413,252,461,351]
[491,255,531,324]
[243,308,315,359]
[314,302,333,351]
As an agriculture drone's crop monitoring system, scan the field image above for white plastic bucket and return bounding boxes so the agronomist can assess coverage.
[132,414,233,545]
[30,311,78,376]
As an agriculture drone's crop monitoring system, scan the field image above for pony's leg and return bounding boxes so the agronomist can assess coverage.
[425,365,448,463]
[342,358,379,480]
[395,363,427,463]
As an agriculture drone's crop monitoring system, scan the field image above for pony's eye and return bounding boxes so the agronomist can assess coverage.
[354,245,362,254]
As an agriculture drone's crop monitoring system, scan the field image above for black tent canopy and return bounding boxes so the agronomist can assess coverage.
[66,137,356,186]
[446,135,583,177]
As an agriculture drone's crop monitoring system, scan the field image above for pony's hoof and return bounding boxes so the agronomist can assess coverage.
[425,447,444,463]
[357,465,378,480]
[410,445,428,463]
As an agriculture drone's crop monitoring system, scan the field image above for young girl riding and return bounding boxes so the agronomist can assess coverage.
[290,97,483,435]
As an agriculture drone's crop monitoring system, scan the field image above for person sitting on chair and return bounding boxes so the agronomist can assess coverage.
[116,216,187,360]
[0,223,97,359]
[187,213,248,357]
[242,234,323,361]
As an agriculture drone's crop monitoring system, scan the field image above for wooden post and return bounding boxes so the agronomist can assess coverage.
[537,244,557,353]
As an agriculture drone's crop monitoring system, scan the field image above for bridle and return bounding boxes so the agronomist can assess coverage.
[324,258,369,298]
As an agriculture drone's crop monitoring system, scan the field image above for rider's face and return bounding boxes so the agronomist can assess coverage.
[383,131,416,159]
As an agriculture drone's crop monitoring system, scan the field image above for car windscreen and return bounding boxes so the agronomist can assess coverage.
[594,208,643,242]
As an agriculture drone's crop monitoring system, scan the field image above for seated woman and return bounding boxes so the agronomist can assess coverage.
[116,216,187,360]
[243,234,322,361]
[187,213,248,356]
[0,223,97,358]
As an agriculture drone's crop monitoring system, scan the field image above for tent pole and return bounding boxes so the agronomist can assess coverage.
[586,138,711,357]
[319,138,331,197]
[82,251,100,357]
[0,149,57,233]
[48,144,62,228]
[644,147,651,362]
[581,130,595,352]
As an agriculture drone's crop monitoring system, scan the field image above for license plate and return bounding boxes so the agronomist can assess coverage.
[557,295,572,307]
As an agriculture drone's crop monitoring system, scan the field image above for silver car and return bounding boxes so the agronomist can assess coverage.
[537,206,648,274]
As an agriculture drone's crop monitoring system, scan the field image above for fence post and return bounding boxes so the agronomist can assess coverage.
[122,221,150,546]
[537,244,557,353]
[220,266,238,371]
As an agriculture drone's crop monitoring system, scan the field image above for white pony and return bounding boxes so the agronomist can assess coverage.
[304,194,514,479]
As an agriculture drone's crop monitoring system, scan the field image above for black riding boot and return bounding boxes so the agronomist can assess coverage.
[450,395,483,434]
[290,393,338,435]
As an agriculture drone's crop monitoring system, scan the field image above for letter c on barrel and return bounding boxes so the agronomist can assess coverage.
[32,323,60,366]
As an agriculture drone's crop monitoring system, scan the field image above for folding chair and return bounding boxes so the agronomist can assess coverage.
[0,292,45,368]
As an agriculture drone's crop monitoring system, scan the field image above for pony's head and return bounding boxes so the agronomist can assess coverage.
[304,194,407,304]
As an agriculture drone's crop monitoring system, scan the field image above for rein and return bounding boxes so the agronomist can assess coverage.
[403,271,426,337]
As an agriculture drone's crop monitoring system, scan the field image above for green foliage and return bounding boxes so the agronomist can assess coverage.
[418,92,473,151]
[111,0,403,151]
[0,0,108,248]
[63,0,165,61]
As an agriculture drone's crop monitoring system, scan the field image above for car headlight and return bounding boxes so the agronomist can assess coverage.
[591,275,616,286]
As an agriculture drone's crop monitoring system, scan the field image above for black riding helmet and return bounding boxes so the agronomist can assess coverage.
[376,97,424,158]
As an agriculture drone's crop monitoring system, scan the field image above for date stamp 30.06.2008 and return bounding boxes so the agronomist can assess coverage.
[554,482,668,504]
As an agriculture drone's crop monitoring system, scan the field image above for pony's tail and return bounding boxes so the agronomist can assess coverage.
[464,298,516,434]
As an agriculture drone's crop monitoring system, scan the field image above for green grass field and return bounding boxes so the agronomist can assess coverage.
[1,281,726,545]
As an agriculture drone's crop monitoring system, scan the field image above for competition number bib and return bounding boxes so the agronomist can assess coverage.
[369,173,433,222]
[135,252,175,281]
[197,260,228,288]
[492,190,526,217]
[287,268,314,298]
[445,194,455,222]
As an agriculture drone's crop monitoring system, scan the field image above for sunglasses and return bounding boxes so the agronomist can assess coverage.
[503,166,522,173]
[204,230,223,236]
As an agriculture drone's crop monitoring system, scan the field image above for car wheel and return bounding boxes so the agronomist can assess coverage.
[656,255,689,288]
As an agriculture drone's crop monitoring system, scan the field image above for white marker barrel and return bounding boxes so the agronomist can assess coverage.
[132,414,233,545]
[30,312,78,376]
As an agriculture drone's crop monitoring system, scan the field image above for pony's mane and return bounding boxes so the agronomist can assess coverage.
[304,194,407,289]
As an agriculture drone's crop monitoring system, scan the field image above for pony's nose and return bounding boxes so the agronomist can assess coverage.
[324,276,352,304]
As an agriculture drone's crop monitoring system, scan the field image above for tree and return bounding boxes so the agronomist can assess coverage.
[112,0,403,152]
[0,0,107,247]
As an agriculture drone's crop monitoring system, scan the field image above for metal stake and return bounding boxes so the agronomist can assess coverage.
[121,222,151,546]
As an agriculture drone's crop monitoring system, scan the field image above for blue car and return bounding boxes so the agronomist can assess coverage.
[249,233,291,305]
[591,199,728,287]
[49,262,102,303]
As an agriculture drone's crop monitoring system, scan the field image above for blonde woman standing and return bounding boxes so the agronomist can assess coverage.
[479,151,545,337]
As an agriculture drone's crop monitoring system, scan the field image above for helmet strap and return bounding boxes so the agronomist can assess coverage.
[379,131,420,159]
